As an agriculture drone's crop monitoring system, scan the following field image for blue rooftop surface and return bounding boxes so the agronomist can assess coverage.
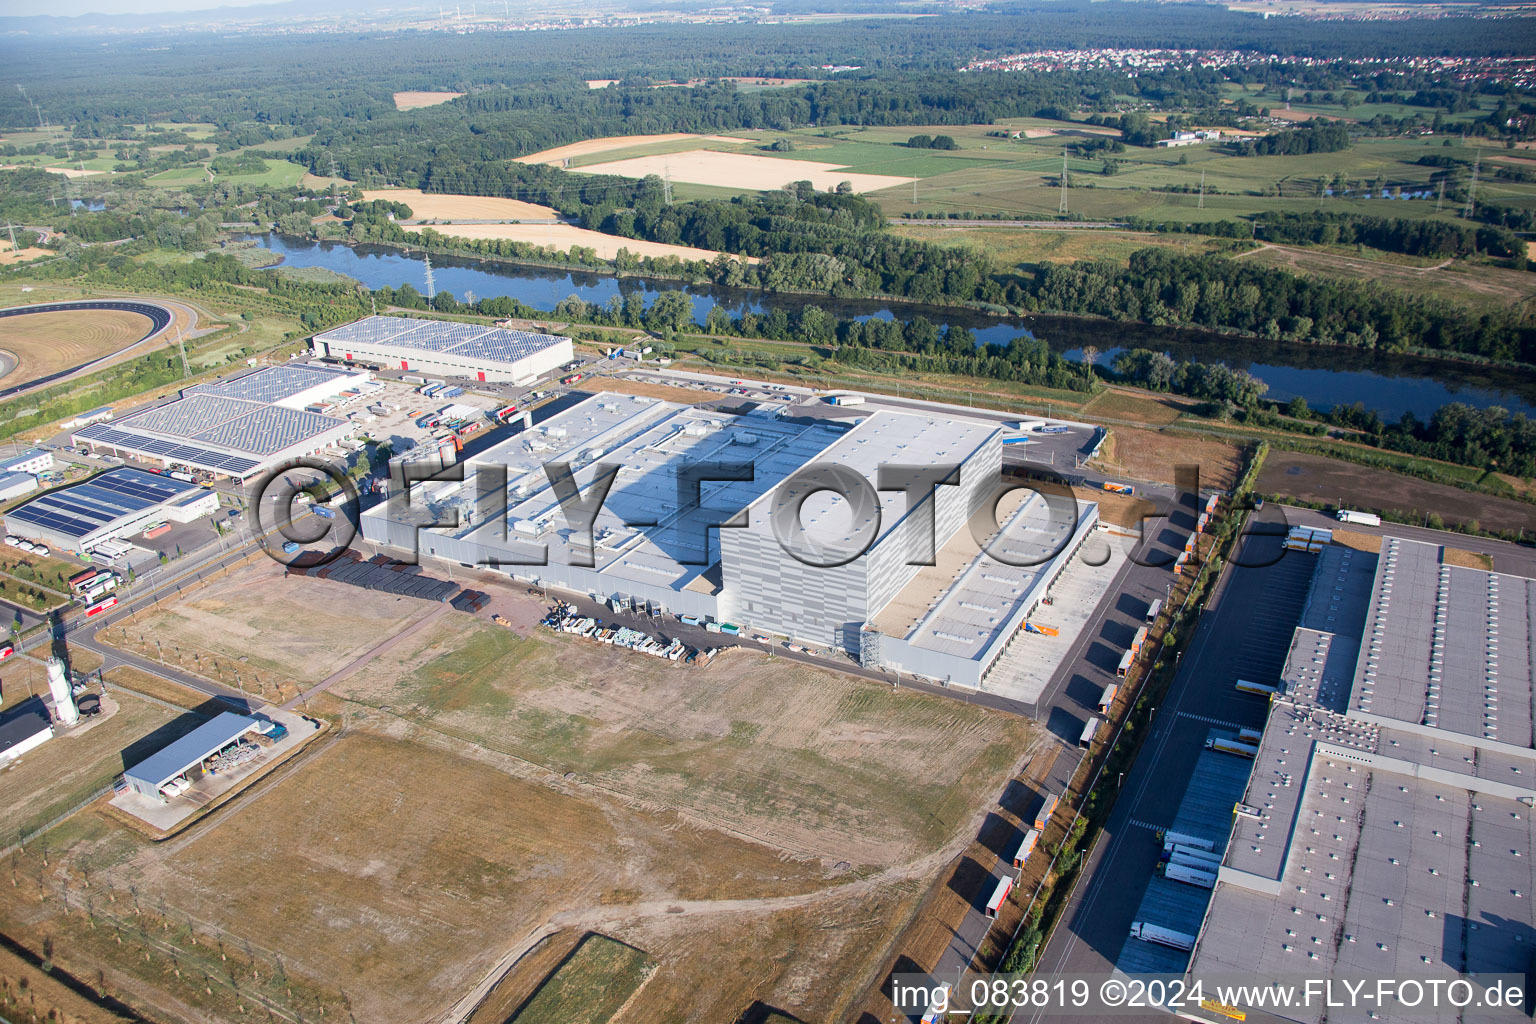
[75,423,261,475]
[313,316,565,364]
[123,712,260,788]
[4,468,199,541]
[187,364,355,405]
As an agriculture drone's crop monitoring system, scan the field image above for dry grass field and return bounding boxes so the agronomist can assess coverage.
[0,246,51,266]
[1080,388,1187,426]
[1092,425,1243,491]
[392,90,464,110]
[360,188,558,222]
[404,221,745,262]
[576,149,911,193]
[517,133,746,166]
[0,308,157,388]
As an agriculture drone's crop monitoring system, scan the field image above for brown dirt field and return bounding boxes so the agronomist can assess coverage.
[361,188,557,222]
[517,133,740,166]
[0,945,138,1024]
[1440,547,1494,570]
[1079,487,1158,528]
[1091,426,1242,491]
[1329,527,1381,553]
[0,247,51,266]
[328,612,1030,866]
[1258,450,1536,534]
[0,309,157,389]
[100,560,431,700]
[102,665,209,710]
[79,726,843,1024]
[585,376,712,404]
[1080,388,1185,426]
[392,90,464,110]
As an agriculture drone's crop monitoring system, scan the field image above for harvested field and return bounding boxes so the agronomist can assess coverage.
[82,726,835,1024]
[360,188,558,222]
[100,560,429,694]
[0,308,157,389]
[392,90,464,110]
[0,247,50,266]
[1080,388,1186,426]
[517,133,745,166]
[1258,449,1536,534]
[329,613,1029,865]
[405,221,747,262]
[584,375,713,404]
[1091,425,1242,491]
[576,149,911,194]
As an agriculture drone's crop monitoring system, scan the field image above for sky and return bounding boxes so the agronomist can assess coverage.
[2,0,294,17]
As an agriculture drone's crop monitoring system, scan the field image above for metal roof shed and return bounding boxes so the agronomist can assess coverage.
[0,696,53,764]
[123,712,260,797]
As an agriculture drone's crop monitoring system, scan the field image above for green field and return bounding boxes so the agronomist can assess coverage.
[509,935,656,1024]
[146,157,307,188]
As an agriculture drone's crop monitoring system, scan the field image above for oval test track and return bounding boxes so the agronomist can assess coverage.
[0,299,178,398]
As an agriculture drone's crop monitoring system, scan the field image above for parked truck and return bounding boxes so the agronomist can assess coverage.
[828,394,865,406]
[1144,598,1163,625]
[1205,737,1259,759]
[1008,827,1041,869]
[1156,829,1215,853]
[1160,861,1217,889]
[984,875,1014,919]
[1130,921,1197,952]
[1165,844,1222,870]
[1235,679,1280,698]
[1336,509,1382,527]
[1034,794,1058,831]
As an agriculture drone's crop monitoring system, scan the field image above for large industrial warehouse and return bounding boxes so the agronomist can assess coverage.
[1185,536,1536,1021]
[310,315,573,384]
[72,364,366,481]
[3,467,218,553]
[362,390,1098,686]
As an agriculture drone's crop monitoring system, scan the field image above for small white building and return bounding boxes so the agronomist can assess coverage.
[0,448,53,477]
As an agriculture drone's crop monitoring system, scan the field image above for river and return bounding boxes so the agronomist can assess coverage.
[246,233,1536,421]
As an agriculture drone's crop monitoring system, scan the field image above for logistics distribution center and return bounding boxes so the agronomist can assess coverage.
[3,467,218,554]
[363,390,1098,687]
[71,364,368,482]
[309,315,573,384]
[1156,536,1536,1022]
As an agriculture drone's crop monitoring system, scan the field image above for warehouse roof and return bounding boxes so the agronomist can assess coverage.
[313,315,568,364]
[5,468,198,541]
[0,697,52,758]
[123,712,260,790]
[186,364,356,405]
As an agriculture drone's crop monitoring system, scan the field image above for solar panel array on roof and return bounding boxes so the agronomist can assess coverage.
[189,405,345,455]
[75,423,261,474]
[121,394,258,438]
[187,364,354,405]
[5,468,198,541]
[312,316,566,364]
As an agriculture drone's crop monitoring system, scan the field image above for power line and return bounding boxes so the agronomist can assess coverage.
[1058,148,1069,216]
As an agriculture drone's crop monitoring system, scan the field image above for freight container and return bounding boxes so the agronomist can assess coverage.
[1131,626,1148,654]
[1098,684,1118,715]
[1008,827,1040,868]
[1117,649,1134,678]
[1235,679,1279,698]
[1034,794,1058,831]
[1144,598,1163,624]
[985,875,1013,918]
[1165,844,1222,870]
[1079,716,1100,749]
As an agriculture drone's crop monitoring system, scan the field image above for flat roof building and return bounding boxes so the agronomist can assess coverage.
[122,712,261,798]
[3,467,212,554]
[73,364,365,481]
[362,390,1096,685]
[1189,539,1536,1021]
[0,696,53,764]
[310,315,573,385]
[0,448,52,477]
